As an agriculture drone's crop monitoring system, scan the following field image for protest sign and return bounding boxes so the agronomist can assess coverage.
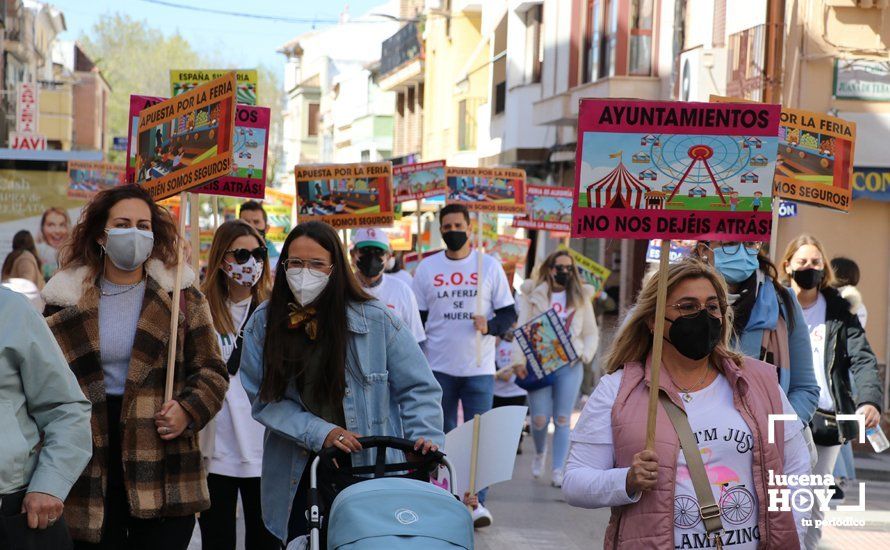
[645,239,698,264]
[513,185,573,232]
[710,96,855,212]
[66,161,125,199]
[446,167,526,214]
[133,73,237,201]
[171,69,258,105]
[393,160,447,202]
[557,245,611,297]
[444,406,527,498]
[572,99,781,241]
[382,218,414,251]
[483,229,529,285]
[295,162,395,229]
[513,309,578,381]
[126,94,269,199]
[403,248,441,274]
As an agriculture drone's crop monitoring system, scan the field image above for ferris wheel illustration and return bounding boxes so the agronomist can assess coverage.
[648,135,752,205]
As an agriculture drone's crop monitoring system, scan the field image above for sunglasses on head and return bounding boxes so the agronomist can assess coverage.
[226,246,267,264]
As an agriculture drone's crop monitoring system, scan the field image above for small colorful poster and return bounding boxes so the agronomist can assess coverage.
[482,229,529,283]
[295,162,395,229]
[382,218,415,251]
[446,167,526,214]
[171,69,258,105]
[711,96,855,212]
[513,185,573,232]
[558,245,611,297]
[572,99,781,241]
[126,95,269,199]
[393,160,447,202]
[134,73,237,201]
[645,239,698,263]
[513,309,578,381]
[404,248,442,274]
[66,161,125,199]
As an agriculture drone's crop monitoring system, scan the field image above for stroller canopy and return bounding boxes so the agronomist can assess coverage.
[327,477,473,549]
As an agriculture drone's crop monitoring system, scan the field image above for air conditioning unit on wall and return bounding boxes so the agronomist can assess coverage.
[678,48,729,102]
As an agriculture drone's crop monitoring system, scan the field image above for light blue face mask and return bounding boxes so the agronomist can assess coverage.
[713,247,759,284]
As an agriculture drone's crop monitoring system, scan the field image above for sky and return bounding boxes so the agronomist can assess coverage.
[50,0,390,70]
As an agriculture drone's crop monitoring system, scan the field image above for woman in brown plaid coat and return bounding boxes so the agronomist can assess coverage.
[41,185,228,549]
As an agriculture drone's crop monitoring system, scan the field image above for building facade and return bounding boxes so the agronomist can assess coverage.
[279,2,399,183]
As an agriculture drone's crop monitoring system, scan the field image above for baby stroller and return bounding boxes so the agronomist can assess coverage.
[307,436,473,550]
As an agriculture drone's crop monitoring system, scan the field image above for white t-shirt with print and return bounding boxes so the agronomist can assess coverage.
[802,293,833,411]
[363,274,426,343]
[568,370,806,550]
[389,269,414,286]
[210,297,265,478]
[495,337,526,398]
[550,290,570,325]
[413,250,515,377]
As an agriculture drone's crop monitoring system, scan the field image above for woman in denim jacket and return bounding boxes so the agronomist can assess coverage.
[239,221,444,544]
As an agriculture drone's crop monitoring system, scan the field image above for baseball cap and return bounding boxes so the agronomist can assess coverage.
[352,228,390,251]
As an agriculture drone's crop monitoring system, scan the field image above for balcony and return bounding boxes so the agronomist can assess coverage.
[533,76,663,126]
[379,22,423,92]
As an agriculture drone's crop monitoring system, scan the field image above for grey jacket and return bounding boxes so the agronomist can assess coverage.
[0,286,92,500]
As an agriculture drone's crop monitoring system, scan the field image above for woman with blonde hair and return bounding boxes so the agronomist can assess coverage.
[781,234,882,550]
[512,249,598,487]
[563,259,809,549]
[36,207,71,279]
[198,220,278,549]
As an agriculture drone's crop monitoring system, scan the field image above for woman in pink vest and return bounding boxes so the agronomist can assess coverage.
[563,260,810,549]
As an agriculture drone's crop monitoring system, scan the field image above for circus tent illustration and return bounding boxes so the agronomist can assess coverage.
[586,158,660,209]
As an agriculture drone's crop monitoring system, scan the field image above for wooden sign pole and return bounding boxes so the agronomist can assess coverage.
[467,413,482,512]
[165,191,189,402]
[189,193,200,273]
[212,195,220,229]
[475,213,484,368]
[645,239,672,450]
[416,198,423,255]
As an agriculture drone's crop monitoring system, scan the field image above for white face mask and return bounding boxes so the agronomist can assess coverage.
[285,267,330,306]
[385,257,396,271]
[222,256,263,288]
[103,228,154,271]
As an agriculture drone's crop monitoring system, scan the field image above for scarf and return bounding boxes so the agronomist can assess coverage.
[288,303,318,340]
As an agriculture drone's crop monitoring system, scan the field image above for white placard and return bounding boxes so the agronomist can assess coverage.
[443,405,528,497]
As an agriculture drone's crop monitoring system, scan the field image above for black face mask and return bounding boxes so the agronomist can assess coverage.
[442,231,468,252]
[665,310,722,361]
[792,269,823,290]
[356,254,385,278]
[554,272,570,287]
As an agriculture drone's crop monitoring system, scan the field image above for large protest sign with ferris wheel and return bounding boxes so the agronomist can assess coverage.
[571,99,782,241]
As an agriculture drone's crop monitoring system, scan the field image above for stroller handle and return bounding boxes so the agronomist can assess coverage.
[318,436,445,463]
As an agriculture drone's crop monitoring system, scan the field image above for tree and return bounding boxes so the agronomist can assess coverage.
[79,14,204,158]
[80,14,284,186]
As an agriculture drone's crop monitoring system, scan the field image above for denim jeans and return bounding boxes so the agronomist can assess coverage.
[434,371,494,504]
[527,363,584,473]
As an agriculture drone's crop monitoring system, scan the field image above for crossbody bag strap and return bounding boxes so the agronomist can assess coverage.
[226,300,258,376]
[659,392,725,549]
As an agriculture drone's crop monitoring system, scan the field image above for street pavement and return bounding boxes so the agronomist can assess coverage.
[189,429,890,549]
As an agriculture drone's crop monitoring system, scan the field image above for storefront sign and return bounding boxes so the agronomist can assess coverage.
[834,59,890,102]
[112,137,128,151]
[778,199,798,218]
[852,167,890,202]
[16,82,39,133]
[8,132,46,150]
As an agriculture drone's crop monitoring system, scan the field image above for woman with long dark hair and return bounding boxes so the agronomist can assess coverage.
[513,249,598,487]
[2,229,45,289]
[41,185,228,549]
[198,220,277,550]
[239,221,443,544]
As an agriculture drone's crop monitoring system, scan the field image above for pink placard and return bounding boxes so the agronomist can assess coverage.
[572,99,781,241]
[126,95,270,199]
[513,185,573,232]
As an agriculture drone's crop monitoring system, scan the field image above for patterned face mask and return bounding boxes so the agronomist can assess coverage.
[222,256,263,287]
